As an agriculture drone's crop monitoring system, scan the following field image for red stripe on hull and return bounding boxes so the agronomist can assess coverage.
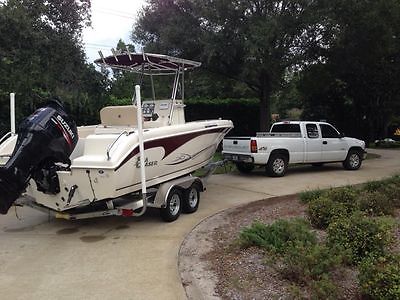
[114,127,226,171]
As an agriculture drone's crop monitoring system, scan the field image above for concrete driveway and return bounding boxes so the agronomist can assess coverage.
[1,149,399,300]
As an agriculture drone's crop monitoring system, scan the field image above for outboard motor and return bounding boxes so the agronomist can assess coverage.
[0,100,78,214]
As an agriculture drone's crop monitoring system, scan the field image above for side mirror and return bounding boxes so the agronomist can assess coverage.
[339,132,345,138]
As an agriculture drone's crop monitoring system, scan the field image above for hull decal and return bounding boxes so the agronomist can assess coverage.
[115,155,213,191]
[114,127,226,171]
[165,144,215,166]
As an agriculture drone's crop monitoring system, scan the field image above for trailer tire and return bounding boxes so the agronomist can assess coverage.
[235,162,254,174]
[160,188,182,222]
[343,149,362,170]
[183,182,201,214]
[266,153,287,177]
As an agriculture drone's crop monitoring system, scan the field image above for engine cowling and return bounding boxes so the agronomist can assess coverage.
[0,100,78,214]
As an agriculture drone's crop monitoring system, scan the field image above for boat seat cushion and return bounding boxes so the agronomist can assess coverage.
[100,105,138,126]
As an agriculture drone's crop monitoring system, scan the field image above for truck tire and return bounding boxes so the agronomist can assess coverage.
[343,149,362,170]
[266,154,287,177]
[160,188,182,222]
[235,162,254,174]
[183,182,201,214]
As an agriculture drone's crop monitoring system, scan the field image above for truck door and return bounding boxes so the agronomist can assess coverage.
[319,124,348,162]
[304,123,322,162]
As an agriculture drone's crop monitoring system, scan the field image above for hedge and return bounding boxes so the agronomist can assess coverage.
[185,98,260,136]
[102,96,262,137]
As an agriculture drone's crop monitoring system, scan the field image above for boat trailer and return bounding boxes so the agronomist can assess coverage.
[15,160,223,221]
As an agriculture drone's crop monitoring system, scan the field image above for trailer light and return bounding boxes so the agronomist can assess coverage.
[250,140,258,153]
[121,209,134,217]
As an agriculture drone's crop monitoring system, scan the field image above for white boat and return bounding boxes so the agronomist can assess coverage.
[0,52,233,219]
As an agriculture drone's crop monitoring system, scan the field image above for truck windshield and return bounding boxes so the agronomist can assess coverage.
[271,124,301,133]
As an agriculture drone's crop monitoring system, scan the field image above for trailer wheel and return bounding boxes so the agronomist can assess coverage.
[266,153,287,177]
[160,188,182,222]
[343,149,362,170]
[235,162,254,174]
[183,182,201,213]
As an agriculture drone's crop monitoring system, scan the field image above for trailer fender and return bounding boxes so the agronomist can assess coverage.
[153,176,203,208]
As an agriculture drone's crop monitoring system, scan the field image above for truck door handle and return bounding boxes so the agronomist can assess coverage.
[323,141,328,145]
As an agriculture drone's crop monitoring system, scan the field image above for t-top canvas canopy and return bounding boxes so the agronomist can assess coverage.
[94,52,201,75]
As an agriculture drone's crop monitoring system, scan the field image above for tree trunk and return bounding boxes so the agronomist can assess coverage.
[259,75,271,131]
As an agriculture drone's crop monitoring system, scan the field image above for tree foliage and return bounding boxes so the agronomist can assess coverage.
[133,0,322,130]
[299,0,400,141]
[0,0,108,136]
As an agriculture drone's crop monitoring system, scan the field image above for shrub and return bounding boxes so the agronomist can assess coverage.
[362,177,400,206]
[359,255,400,300]
[299,189,325,203]
[358,191,395,216]
[382,182,400,208]
[310,276,338,300]
[238,219,317,254]
[325,187,359,210]
[307,196,349,229]
[279,242,342,283]
[327,213,395,265]
[185,98,259,136]
[278,242,342,299]
[363,180,386,193]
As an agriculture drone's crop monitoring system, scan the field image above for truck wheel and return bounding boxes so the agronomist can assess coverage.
[266,154,287,177]
[183,182,201,213]
[235,162,254,174]
[160,188,182,222]
[343,150,362,170]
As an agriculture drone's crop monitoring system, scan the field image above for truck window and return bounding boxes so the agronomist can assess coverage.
[270,124,301,133]
[306,124,319,138]
[320,124,340,138]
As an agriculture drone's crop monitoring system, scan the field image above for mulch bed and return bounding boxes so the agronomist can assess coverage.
[203,195,363,299]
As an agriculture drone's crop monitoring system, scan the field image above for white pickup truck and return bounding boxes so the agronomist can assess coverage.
[222,121,367,177]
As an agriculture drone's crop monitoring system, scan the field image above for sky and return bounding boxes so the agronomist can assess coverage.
[83,0,146,63]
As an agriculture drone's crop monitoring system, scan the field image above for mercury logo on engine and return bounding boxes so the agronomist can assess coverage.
[56,115,75,140]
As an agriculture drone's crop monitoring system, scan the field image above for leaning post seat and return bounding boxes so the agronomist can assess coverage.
[100,105,138,127]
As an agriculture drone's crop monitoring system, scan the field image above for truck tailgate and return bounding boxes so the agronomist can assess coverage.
[223,137,251,153]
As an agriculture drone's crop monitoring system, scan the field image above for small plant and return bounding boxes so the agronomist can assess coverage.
[238,219,317,254]
[325,187,359,210]
[383,182,400,208]
[310,275,338,300]
[307,196,349,229]
[361,177,400,208]
[279,241,342,283]
[363,180,386,193]
[277,241,343,299]
[359,255,400,299]
[299,189,325,203]
[358,191,395,216]
[327,213,395,264]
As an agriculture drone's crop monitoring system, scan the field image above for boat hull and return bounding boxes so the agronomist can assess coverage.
[21,120,232,211]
